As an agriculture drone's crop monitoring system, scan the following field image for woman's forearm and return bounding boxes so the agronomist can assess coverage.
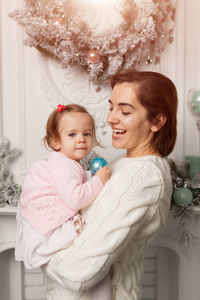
[43,202,148,291]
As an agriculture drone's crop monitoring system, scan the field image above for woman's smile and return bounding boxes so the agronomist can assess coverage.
[112,127,127,139]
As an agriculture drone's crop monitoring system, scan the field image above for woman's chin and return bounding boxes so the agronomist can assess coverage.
[112,140,124,149]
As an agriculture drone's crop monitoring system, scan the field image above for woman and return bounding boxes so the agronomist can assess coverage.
[42,70,178,300]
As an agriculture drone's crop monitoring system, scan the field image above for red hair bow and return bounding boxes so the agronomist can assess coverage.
[57,104,66,112]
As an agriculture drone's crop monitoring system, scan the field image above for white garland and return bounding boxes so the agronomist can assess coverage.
[9,0,175,84]
[0,137,21,207]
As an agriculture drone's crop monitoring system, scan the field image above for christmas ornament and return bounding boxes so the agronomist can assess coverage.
[9,0,175,84]
[52,16,65,26]
[86,49,100,64]
[80,150,100,171]
[187,88,200,131]
[168,157,199,209]
[172,187,193,206]
[185,155,200,179]
[90,157,108,174]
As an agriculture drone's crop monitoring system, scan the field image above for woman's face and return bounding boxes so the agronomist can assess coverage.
[107,82,156,157]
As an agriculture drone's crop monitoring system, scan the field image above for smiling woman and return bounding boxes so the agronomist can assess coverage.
[42,70,178,300]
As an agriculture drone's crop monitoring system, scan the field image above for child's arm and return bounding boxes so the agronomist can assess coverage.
[49,154,110,211]
[95,166,110,185]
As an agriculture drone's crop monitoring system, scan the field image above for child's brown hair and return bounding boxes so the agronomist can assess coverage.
[43,104,99,151]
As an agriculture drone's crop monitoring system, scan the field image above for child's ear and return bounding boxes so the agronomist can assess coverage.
[151,114,166,132]
[51,137,61,151]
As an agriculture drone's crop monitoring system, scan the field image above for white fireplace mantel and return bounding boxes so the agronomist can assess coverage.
[0,206,23,300]
[1,205,200,300]
[0,206,17,253]
[153,207,200,300]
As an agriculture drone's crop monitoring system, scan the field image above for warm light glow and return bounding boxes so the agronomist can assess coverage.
[75,0,123,36]
[81,0,118,5]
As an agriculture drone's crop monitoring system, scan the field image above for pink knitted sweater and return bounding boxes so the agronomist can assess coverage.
[20,152,103,235]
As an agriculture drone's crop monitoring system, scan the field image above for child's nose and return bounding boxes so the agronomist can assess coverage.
[78,135,86,143]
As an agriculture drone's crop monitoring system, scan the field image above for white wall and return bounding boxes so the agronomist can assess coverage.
[1,0,200,186]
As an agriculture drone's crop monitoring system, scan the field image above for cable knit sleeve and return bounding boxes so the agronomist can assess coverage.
[43,160,167,292]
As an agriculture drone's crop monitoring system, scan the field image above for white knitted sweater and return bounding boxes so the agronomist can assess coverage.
[42,156,172,300]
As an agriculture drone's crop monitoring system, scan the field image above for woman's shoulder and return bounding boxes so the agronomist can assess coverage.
[107,156,172,212]
[110,155,170,174]
[109,156,172,191]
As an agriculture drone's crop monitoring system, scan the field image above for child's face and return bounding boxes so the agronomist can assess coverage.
[53,112,94,161]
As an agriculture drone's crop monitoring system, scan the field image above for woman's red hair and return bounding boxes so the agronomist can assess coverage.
[110,71,178,156]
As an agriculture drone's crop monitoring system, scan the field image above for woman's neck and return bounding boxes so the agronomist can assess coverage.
[126,143,160,158]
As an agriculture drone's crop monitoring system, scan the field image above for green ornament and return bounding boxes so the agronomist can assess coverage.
[192,90,200,114]
[172,187,193,206]
[185,155,200,179]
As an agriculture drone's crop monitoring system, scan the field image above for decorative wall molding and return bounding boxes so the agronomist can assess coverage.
[172,0,186,160]
[0,0,3,139]
[184,0,200,155]
[39,53,111,136]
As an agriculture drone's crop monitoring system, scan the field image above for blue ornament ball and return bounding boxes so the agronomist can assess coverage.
[90,157,108,174]
[172,187,193,206]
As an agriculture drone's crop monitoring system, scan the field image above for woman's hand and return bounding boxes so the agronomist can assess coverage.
[95,166,111,185]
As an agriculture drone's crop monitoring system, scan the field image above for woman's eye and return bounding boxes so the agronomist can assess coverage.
[68,133,76,137]
[109,107,113,111]
[121,111,131,115]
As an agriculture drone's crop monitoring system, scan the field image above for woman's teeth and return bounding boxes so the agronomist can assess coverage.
[112,129,126,135]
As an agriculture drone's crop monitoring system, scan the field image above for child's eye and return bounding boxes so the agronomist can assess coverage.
[84,133,91,136]
[68,133,76,137]
[109,107,113,111]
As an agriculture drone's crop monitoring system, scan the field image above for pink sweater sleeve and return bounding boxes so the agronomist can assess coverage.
[49,153,103,211]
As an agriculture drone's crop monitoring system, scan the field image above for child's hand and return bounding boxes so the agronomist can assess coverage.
[95,166,111,185]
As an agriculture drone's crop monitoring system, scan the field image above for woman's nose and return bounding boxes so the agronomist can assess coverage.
[106,110,118,124]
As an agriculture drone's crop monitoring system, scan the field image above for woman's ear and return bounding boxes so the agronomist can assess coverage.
[151,114,166,132]
[51,137,61,151]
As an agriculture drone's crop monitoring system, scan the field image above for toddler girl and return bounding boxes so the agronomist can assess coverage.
[15,104,110,269]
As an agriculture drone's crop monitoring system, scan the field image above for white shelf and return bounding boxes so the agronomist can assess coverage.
[0,206,17,215]
[189,206,200,214]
